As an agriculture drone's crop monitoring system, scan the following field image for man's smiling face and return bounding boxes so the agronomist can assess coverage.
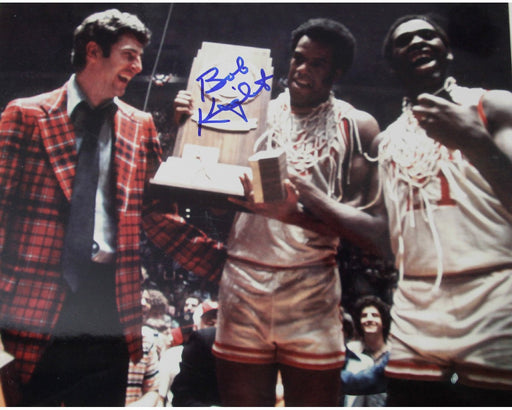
[287,35,341,113]
[94,33,144,101]
[360,305,383,337]
[390,19,452,85]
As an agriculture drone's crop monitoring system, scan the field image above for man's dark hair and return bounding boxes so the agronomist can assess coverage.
[291,18,356,75]
[382,14,449,65]
[71,8,152,71]
[352,295,392,342]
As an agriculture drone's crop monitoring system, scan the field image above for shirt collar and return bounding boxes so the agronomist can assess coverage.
[67,74,118,117]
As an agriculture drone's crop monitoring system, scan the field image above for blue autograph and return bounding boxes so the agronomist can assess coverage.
[195,56,273,136]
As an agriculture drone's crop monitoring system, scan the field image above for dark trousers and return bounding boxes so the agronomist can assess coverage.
[386,377,512,407]
[20,262,130,406]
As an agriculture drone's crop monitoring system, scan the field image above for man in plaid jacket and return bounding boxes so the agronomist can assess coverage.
[0,9,224,406]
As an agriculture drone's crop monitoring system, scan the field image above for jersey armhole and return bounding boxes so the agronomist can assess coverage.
[477,93,489,129]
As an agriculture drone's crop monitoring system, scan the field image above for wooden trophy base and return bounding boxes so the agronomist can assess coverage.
[149,145,251,211]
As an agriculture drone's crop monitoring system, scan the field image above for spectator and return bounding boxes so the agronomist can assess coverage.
[125,330,161,407]
[342,296,391,407]
[170,294,201,337]
[170,302,220,407]
[143,289,172,324]
[142,289,173,358]
[192,300,219,331]
[183,295,200,316]
[170,308,196,347]
[158,299,218,406]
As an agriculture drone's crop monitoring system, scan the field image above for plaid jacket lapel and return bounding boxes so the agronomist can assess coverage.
[113,102,142,213]
[37,86,143,207]
[38,85,77,202]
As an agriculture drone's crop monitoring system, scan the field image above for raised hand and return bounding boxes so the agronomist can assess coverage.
[412,93,489,152]
[173,90,194,125]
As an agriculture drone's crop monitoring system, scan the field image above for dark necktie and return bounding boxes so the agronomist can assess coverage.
[61,102,114,292]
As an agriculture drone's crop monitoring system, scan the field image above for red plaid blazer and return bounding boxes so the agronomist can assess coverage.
[0,82,226,384]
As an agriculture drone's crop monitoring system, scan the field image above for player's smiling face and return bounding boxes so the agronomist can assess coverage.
[390,19,452,84]
[288,35,341,113]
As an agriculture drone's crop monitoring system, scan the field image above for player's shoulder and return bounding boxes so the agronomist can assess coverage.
[351,107,379,129]
[479,89,512,129]
[482,89,512,113]
[349,106,381,151]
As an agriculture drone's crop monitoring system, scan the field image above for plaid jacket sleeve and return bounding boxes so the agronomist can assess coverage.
[0,101,31,287]
[142,209,227,283]
[140,114,227,283]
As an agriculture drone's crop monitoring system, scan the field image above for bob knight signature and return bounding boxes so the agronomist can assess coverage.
[194,56,273,136]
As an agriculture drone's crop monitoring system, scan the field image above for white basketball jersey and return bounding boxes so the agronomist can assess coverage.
[379,83,512,285]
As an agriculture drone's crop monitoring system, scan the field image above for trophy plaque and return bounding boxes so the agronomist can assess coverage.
[150,42,274,210]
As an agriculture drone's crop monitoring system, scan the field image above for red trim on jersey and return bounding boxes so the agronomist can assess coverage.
[477,93,489,129]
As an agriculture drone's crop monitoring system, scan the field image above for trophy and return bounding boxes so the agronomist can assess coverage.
[150,42,275,210]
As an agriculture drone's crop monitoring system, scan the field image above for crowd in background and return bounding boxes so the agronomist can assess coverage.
[133,220,397,406]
